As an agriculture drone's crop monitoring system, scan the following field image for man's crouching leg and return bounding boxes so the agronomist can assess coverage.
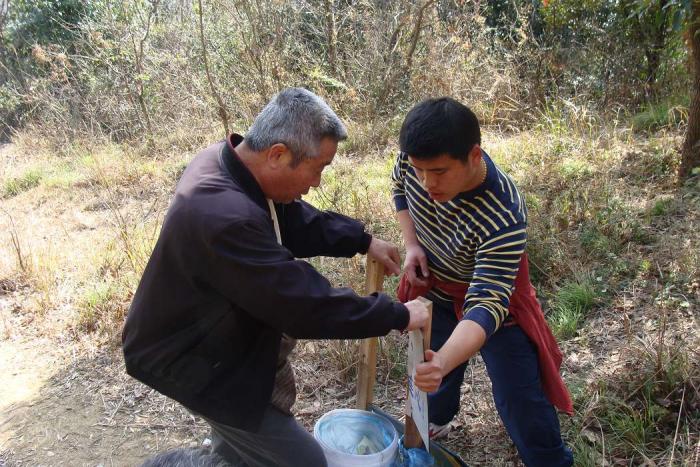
[204,405,328,467]
[481,325,573,467]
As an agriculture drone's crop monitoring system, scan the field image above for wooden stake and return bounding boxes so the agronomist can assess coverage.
[356,257,384,410]
[404,296,433,449]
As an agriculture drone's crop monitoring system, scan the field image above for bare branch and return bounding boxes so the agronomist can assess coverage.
[197,0,230,136]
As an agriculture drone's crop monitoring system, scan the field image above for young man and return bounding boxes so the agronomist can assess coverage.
[392,97,574,466]
[123,88,430,466]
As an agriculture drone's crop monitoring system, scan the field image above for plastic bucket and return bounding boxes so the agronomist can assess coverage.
[314,408,399,467]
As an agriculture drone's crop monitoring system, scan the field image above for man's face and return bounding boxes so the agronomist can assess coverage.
[272,137,337,203]
[408,150,481,202]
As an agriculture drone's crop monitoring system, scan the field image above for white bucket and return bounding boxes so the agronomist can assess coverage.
[313,408,399,467]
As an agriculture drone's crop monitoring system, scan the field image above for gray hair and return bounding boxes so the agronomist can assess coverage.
[246,87,347,165]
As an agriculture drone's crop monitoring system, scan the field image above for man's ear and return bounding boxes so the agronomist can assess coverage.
[267,143,292,168]
[468,144,482,165]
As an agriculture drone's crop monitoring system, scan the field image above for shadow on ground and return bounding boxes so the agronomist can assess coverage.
[0,347,208,467]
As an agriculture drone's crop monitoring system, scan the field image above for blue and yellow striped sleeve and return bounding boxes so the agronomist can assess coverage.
[463,223,527,336]
[391,152,409,211]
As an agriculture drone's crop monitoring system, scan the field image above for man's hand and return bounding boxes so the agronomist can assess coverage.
[404,299,430,331]
[404,244,430,287]
[414,320,487,393]
[414,349,444,393]
[367,238,401,276]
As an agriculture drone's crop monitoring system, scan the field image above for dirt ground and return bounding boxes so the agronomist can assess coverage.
[1,141,697,466]
[0,315,208,466]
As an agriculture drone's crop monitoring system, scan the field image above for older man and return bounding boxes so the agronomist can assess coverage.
[123,88,429,466]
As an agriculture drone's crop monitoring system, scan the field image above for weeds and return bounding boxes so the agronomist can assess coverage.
[0,87,697,465]
[86,146,167,277]
[2,208,27,273]
[564,301,700,465]
[75,281,128,334]
[630,97,689,133]
[25,248,59,315]
[2,168,43,198]
[650,197,673,217]
[548,276,599,340]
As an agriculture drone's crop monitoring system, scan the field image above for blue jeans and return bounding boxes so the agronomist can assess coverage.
[427,296,573,467]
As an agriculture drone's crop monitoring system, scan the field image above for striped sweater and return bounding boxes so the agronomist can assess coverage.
[392,150,528,336]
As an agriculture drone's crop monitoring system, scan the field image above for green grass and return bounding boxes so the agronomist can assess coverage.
[631,97,689,133]
[2,168,43,198]
[650,198,673,217]
[548,277,599,340]
[603,394,670,459]
[76,282,115,332]
[579,225,615,255]
[75,281,127,333]
[558,158,593,180]
[549,304,585,340]
[44,169,80,188]
[570,436,604,467]
[564,334,699,464]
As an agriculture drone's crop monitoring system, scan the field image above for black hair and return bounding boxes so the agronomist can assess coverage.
[399,97,481,161]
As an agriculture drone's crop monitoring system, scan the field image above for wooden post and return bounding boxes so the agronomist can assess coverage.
[356,257,384,410]
[404,296,433,449]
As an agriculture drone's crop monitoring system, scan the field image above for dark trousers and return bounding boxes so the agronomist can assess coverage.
[427,296,573,467]
[202,405,328,467]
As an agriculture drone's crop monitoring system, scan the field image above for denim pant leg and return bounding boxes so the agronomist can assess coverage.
[427,296,468,425]
[480,325,573,467]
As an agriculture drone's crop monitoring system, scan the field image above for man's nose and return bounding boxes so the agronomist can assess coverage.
[422,173,437,189]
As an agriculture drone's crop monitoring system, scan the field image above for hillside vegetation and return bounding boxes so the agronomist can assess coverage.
[1,1,699,465]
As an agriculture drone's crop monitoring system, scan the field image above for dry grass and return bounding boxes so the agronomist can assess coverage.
[1,2,697,462]
[1,113,698,465]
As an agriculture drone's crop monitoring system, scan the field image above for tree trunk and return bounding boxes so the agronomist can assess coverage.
[127,1,158,142]
[643,0,669,98]
[324,0,337,76]
[375,0,436,112]
[680,1,700,180]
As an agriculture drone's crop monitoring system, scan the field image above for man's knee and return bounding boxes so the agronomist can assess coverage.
[140,447,230,467]
[299,439,328,467]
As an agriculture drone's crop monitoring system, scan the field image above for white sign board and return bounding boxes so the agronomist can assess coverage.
[406,329,430,449]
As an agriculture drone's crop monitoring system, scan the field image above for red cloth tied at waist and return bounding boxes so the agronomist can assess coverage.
[397,253,574,416]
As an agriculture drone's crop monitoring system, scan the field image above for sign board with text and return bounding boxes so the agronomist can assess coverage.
[406,328,430,449]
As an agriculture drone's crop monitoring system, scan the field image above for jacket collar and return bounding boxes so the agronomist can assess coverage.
[221,133,268,210]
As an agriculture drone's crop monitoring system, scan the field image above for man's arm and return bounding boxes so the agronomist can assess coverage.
[279,199,372,258]
[462,224,527,334]
[415,224,527,393]
[392,151,430,285]
[414,320,486,392]
[279,199,401,274]
[397,209,430,286]
[206,217,425,339]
